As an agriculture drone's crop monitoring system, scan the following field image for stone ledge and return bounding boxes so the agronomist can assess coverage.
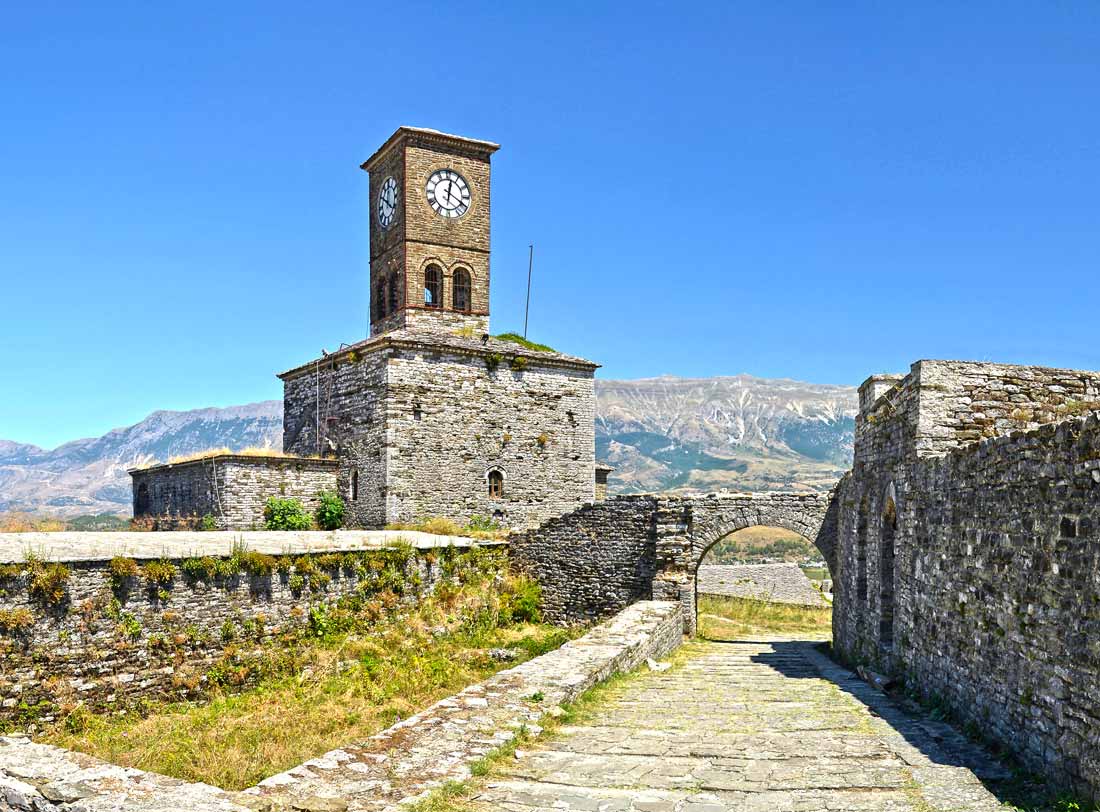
[0,601,683,811]
[0,530,503,563]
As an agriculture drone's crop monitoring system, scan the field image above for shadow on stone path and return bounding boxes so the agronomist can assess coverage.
[469,638,1015,811]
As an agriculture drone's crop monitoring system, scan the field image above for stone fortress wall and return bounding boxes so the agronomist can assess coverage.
[832,360,1100,800]
[0,531,492,715]
[279,330,598,532]
[696,563,828,607]
[130,456,339,530]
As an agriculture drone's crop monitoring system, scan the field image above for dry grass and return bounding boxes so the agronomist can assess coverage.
[166,447,319,464]
[0,513,67,533]
[45,568,568,790]
[385,517,509,541]
[697,594,832,641]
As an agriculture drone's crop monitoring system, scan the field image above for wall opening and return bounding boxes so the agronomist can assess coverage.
[387,273,399,315]
[135,482,150,515]
[424,265,443,308]
[453,268,471,312]
[879,493,897,648]
[350,470,359,502]
[694,525,833,642]
[856,495,869,602]
[488,469,504,499]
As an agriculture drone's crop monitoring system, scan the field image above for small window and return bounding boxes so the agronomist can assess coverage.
[350,469,359,502]
[453,268,471,312]
[387,273,399,315]
[488,470,504,499]
[424,265,443,308]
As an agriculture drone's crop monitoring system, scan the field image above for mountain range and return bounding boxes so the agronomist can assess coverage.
[0,375,857,517]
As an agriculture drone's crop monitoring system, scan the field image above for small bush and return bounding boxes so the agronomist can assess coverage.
[500,576,541,624]
[28,561,69,606]
[263,498,312,531]
[239,551,277,577]
[200,514,218,531]
[315,491,345,531]
[182,556,219,581]
[0,564,24,580]
[143,561,176,587]
[0,607,35,633]
[509,356,528,372]
[484,352,504,372]
[108,557,139,589]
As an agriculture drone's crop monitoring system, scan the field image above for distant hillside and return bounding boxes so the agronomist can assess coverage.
[596,375,856,494]
[0,374,857,517]
[0,403,282,516]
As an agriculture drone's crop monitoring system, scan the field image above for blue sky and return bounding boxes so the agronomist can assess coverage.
[2,2,1098,449]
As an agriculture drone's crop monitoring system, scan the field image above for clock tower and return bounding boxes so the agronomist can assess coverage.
[361,127,499,336]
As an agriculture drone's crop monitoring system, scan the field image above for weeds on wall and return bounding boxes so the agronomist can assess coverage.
[263,497,312,531]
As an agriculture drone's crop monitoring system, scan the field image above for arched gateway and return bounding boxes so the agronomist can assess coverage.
[511,490,838,633]
[650,492,837,633]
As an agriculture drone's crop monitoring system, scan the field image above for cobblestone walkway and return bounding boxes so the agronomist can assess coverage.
[470,639,1012,811]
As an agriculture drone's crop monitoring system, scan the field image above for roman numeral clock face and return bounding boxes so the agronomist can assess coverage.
[377,176,398,229]
[425,169,470,218]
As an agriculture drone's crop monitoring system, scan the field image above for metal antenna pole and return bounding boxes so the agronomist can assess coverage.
[523,244,533,339]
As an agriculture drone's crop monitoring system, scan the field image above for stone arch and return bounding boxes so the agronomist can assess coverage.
[651,492,838,633]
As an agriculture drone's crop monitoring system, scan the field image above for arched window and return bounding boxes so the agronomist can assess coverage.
[374,278,386,319]
[424,265,443,308]
[879,488,897,647]
[350,469,359,502]
[387,272,399,315]
[488,469,504,499]
[135,482,150,515]
[856,495,869,602]
[453,268,471,312]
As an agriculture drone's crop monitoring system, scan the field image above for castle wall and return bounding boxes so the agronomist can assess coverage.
[837,359,1100,800]
[130,457,338,530]
[0,532,490,717]
[384,346,596,530]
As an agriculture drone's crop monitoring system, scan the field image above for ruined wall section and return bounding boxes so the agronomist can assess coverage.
[130,458,339,530]
[510,496,658,624]
[0,536,483,716]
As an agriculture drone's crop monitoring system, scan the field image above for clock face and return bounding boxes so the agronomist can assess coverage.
[425,169,471,218]
[377,176,398,229]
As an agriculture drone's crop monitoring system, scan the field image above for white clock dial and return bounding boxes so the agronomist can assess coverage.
[425,169,471,218]
[377,176,398,229]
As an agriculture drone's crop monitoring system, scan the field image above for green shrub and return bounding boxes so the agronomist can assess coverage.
[484,352,504,372]
[315,491,345,530]
[27,561,69,606]
[108,557,139,589]
[263,497,312,531]
[142,560,176,587]
[509,356,528,372]
[239,551,277,577]
[182,556,220,581]
[500,576,541,624]
[200,514,218,531]
[0,607,35,633]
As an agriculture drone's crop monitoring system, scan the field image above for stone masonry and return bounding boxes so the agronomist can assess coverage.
[696,563,828,607]
[130,455,338,529]
[833,359,1100,801]
[0,530,493,715]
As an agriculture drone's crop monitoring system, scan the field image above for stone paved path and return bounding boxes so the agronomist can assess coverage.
[470,639,1012,811]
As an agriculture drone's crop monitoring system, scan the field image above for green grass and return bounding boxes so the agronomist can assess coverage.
[697,594,832,640]
[494,332,555,352]
[44,559,573,791]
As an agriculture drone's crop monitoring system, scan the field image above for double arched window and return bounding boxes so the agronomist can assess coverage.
[424,265,443,308]
[453,268,471,312]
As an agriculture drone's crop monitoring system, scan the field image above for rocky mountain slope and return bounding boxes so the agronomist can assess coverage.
[0,375,857,517]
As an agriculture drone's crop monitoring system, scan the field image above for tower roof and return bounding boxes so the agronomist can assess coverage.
[360,126,500,172]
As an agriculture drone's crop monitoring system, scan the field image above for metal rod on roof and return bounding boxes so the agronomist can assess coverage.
[523,244,534,339]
